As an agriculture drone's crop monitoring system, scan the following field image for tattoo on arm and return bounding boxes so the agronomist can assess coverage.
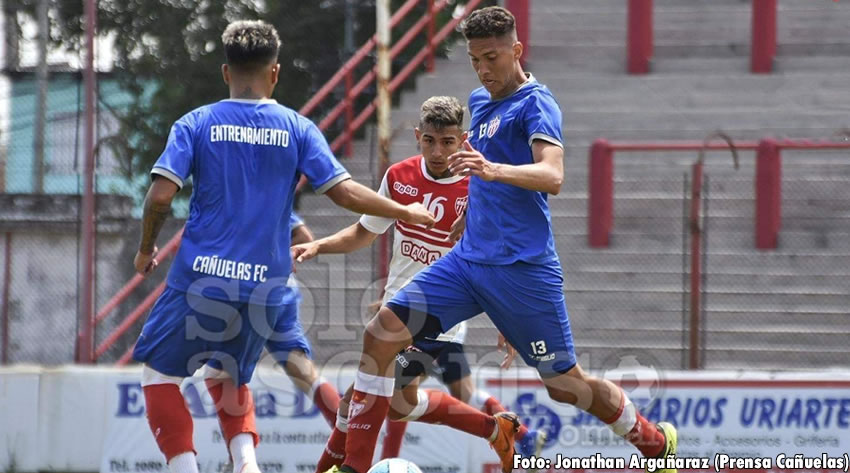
[139,198,170,254]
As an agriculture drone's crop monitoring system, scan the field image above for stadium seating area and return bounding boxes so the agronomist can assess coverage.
[295,0,850,370]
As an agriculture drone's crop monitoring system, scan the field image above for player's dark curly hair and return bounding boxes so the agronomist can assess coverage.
[221,20,280,70]
[461,6,516,40]
[420,96,464,130]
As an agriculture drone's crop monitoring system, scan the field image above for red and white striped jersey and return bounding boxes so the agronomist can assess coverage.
[360,155,469,343]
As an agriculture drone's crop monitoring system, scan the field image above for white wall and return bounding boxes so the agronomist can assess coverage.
[2,365,850,473]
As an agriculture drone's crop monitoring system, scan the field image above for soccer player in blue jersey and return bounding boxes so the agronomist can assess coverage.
[131,20,434,473]
[320,7,677,473]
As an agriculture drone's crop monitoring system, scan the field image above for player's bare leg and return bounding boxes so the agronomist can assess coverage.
[281,350,340,427]
[541,364,676,465]
[379,376,420,459]
[141,366,199,473]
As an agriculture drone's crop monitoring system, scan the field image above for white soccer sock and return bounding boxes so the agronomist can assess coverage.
[353,371,395,397]
[168,452,199,473]
[488,420,500,443]
[308,377,327,400]
[605,389,638,437]
[336,407,349,432]
[397,389,430,422]
[470,389,493,412]
[229,433,257,473]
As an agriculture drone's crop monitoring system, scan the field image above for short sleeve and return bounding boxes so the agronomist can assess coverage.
[358,171,394,234]
[289,212,305,229]
[297,118,351,194]
[523,93,564,148]
[151,115,196,189]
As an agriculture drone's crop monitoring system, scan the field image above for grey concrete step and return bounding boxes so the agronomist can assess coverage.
[564,270,850,292]
[565,250,850,271]
[569,309,850,331]
[565,289,849,312]
[703,348,850,370]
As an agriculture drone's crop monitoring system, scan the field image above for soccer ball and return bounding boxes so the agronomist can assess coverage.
[366,458,424,473]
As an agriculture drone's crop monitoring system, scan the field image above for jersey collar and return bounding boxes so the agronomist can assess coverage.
[221,98,278,104]
[419,155,466,184]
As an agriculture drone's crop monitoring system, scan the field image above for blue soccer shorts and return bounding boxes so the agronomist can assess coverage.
[387,250,576,377]
[133,286,278,385]
[264,298,313,367]
[395,339,471,388]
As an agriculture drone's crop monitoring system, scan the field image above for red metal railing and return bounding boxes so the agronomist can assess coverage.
[688,133,739,370]
[587,136,850,250]
[96,0,493,364]
[751,0,777,74]
[627,0,653,74]
[627,0,779,75]
[91,228,182,362]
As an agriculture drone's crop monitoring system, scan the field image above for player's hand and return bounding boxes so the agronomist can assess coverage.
[448,141,499,181]
[497,332,518,370]
[402,202,436,229]
[291,242,319,265]
[134,247,159,276]
[448,211,466,243]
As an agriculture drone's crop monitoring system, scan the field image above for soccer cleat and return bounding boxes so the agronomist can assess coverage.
[650,422,678,473]
[490,412,521,473]
[516,429,547,472]
[516,428,547,457]
[323,466,356,473]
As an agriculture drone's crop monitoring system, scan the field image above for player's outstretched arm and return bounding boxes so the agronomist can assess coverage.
[134,176,179,275]
[291,222,379,263]
[324,179,435,227]
[448,140,564,195]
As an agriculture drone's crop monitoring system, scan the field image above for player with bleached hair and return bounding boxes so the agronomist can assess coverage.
[308,7,679,473]
[131,20,434,473]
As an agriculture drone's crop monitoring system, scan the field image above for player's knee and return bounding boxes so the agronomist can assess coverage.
[364,307,413,354]
[542,367,590,406]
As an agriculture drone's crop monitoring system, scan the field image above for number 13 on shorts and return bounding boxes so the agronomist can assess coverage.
[530,340,547,355]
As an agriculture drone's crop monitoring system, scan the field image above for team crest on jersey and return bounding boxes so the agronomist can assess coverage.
[454,196,468,215]
[486,115,501,138]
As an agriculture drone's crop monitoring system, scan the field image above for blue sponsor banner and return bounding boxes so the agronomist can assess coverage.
[473,371,850,473]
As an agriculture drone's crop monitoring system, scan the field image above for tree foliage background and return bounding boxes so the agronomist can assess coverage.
[8,0,492,194]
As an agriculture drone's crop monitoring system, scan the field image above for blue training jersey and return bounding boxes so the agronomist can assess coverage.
[152,98,349,305]
[456,75,564,265]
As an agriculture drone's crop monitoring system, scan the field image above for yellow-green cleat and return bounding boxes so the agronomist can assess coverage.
[650,422,678,473]
[321,467,341,473]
